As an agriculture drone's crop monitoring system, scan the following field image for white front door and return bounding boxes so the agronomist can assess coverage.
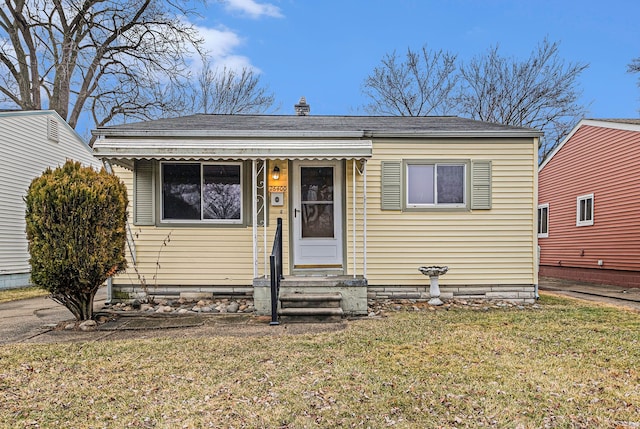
[292,160,343,269]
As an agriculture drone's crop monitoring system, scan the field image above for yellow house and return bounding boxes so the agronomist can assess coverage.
[92,105,541,318]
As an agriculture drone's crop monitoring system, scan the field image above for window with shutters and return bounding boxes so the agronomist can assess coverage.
[161,162,243,223]
[381,159,491,211]
[405,161,467,209]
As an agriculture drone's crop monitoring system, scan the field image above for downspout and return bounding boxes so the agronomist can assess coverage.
[534,137,540,300]
[100,159,118,304]
[362,160,367,278]
[353,159,368,279]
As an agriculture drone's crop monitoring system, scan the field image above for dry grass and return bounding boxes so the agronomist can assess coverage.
[0,286,48,304]
[1,293,639,428]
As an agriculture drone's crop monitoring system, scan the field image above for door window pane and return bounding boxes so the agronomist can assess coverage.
[301,167,334,238]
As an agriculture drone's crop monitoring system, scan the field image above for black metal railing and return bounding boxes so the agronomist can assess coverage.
[269,217,283,325]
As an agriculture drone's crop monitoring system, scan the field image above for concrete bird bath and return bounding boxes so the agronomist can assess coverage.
[418,266,449,306]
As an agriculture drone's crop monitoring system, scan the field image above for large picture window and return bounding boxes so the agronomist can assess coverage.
[406,162,466,208]
[162,162,242,223]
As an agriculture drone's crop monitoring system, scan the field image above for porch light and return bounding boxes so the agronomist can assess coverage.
[271,165,280,180]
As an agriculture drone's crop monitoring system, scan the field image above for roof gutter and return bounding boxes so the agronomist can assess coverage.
[93,129,367,139]
[93,129,542,140]
[368,130,543,138]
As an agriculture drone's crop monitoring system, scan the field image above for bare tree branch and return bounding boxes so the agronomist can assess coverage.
[457,39,589,161]
[362,45,458,116]
[0,0,205,129]
[192,61,276,114]
[361,39,589,162]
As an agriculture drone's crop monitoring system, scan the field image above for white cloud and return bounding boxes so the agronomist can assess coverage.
[192,25,259,73]
[199,26,243,59]
[221,0,283,19]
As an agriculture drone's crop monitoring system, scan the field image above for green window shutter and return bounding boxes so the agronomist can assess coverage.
[381,160,402,210]
[134,160,155,225]
[471,160,492,210]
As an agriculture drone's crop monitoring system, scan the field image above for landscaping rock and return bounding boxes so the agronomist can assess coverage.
[79,320,97,331]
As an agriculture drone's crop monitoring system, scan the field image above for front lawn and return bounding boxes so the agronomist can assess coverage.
[0,286,48,304]
[1,293,638,428]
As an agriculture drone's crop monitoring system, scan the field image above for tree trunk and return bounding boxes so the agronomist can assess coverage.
[53,291,96,321]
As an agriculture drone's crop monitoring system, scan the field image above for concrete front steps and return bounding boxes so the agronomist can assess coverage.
[253,275,368,319]
[278,292,343,323]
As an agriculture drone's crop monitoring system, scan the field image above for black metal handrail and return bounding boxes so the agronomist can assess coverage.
[269,217,283,325]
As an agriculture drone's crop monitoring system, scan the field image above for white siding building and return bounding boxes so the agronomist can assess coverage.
[0,110,102,289]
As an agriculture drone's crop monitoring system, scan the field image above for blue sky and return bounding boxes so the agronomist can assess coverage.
[193,0,640,118]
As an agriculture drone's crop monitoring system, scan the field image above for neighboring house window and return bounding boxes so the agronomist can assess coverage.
[161,162,242,223]
[576,193,594,226]
[406,162,466,208]
[537,203,549,238]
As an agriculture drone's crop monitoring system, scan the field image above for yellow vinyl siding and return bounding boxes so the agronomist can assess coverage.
[113,167,256,286]
[112,133,536,289]
[346,137,537,286]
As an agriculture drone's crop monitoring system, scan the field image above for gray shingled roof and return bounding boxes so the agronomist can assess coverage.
[94,114,541,137]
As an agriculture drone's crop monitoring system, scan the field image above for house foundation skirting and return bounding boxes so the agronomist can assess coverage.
[367,284,536,303]
[0,272,32,290]
[109,283,536,307]
[110,284,253,302]
[540,265,640,289]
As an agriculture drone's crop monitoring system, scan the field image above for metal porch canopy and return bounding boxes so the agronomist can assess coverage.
[92,138,373,163]
[92,137,371,281]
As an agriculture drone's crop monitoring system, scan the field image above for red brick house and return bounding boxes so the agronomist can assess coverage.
[538,119,640,288]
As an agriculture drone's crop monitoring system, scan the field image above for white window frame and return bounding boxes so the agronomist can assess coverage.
[576,193,594,227]
[160,161,243,224]
[405,161,467,209]
[537,203,549,238]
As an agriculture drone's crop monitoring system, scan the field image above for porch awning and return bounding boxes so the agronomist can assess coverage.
[93,138,372,168]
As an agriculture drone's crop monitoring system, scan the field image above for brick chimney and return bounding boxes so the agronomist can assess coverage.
[295,96,310,116]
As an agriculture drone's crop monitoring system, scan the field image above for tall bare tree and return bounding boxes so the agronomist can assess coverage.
[362,39,588,161]
[195,61,276,114]
[0,0,204,129]
[362,45,458,116]
[457,39,588,160]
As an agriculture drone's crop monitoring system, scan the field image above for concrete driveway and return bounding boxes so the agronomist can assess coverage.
[538,276,640,312]
[0,288,107,344]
